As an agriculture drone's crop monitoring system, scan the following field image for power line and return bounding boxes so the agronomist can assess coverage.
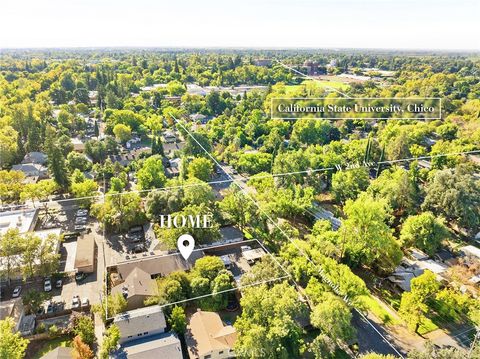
[1,148,478,211]
[171,115,406,358]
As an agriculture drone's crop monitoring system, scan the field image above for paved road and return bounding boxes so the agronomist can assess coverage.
[352,310,406,357]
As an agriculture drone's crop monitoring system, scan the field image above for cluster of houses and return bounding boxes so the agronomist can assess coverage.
[387,243,480,297]
[111,305,236,359]
[106,227,267,358]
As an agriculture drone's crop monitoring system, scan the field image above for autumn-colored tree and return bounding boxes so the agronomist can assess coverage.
[72,335,94,359]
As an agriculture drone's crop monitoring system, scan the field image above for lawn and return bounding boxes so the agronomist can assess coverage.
[417,317,439,336]
[285,80,350,95]
[359,295,402,326]
[31,336,72,359]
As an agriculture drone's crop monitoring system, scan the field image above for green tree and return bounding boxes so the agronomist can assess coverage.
[94,293,128,322]
[0,229,22,281]
[331,168,370,204]
[340,194,402,273]
[0,317,29,359]
[93,192,146,233]
[219,185,256,231]
[169,306,187,334]
[309,334,336,359]
[37,233,61,277]
[113,123,132,143]
[19,233,41,278]
[193,256,225,281]
[234,283,307,358]
[99,324,120,359]
[187,157,213,182]
[0,170,25,204]
[166,80,186,96]
[70,313,95,345]
[0,126,19,168]
[400,212,449,255]
[399,270,439,333]
[183,132,212,157]
[137,155,167,190]
[22,289,51,315]
[422,165,480,230]
[71,178,98,208]
[20,179,58,207]
[67,152,92,172]
[291,119,339,146]
[310,292,355,343]
[368,167,417,214]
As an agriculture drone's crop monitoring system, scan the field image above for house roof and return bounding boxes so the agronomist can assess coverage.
[116,250,204,279]
[40,347,73,359]
[11,163,47,175]
[74,234,96,270]
[460,245,480,259]
[22,151,48,165]
[186,310,237,358]
[242,248,266,262]
[115,332,182,359]
[114,305,167,338]
[112,267,157,299]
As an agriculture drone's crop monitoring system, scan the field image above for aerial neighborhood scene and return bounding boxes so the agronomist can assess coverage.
[0,1,480,359]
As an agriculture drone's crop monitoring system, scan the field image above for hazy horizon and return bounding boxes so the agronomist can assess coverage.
[1,0,479,51]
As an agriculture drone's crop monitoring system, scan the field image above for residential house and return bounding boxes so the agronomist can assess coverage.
[113,332,182,359]
[114,305,167,344]
[186,310,237,359]
[11,163,48,178]
[115,250,204,280]
[111,267,157,311]
[21,151,48,165]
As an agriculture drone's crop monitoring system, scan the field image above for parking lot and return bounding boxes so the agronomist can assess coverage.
[104,224,153,266]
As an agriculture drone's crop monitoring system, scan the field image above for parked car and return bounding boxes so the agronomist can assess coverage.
[46,301,54,314]
[128,226,143,235]
[76,209,88,217]
[72,295,80,309]
[81,298,90,307]
[44,278,52,292]
[12,286,21,298]
[132,244,144,254]
[75,272,87,282]
[55,279,63,289]
[126,233,143,243]
[75,217,87,225]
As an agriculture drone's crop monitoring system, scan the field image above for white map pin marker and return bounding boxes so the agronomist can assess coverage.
[177,234,195,260]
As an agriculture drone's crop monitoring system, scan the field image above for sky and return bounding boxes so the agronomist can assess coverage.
[1,0,479,50]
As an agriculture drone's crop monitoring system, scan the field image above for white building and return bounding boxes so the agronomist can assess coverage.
[114,305,167,344]
[0,209,38,236]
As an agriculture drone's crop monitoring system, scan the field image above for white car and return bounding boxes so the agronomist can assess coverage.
[241,245,252,252]
[72,295,80,309]
[81,298,90,307]
[12,286,22,298]
[44,279,52,292]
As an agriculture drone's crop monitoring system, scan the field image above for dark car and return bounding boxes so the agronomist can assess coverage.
[75,272,87,282]
[132,244,145,254]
